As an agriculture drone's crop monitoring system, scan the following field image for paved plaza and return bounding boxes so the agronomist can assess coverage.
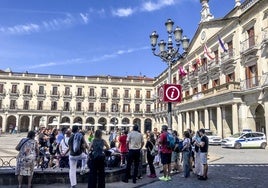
[1,133,268,188]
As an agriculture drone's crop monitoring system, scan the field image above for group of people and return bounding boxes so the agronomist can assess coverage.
[14,124,209,188]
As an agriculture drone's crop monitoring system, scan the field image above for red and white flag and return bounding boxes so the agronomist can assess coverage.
[204,44,214,60]
[178,66,187,77]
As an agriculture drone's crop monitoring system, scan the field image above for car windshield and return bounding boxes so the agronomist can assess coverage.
[230,133,242,138]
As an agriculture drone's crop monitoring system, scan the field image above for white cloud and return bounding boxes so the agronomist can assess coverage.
[142,0,176,12]
[112,8,135,17]
[80,13,89,24]
[0,23,40,34]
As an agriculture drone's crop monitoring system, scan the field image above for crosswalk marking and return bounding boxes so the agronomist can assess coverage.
[209,164,268,167]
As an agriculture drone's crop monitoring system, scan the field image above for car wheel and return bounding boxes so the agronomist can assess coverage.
[260,142,267,149]
[234,143,241,149]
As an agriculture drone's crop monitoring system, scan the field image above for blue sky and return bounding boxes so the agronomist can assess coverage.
[0,0,237,78]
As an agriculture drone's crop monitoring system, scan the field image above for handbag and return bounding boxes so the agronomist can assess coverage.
[149,141,158,156]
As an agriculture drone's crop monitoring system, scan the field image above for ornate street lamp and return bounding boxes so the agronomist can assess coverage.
[150,18,190,129]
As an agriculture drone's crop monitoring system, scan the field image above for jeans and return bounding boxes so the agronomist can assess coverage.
[182,151,190,177]
[69,153,87,186]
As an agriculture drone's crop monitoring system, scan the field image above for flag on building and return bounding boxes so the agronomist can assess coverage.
[204,44,214,60]
[178,66,187,77]
[195,54,201,65]
[218,35,228,52]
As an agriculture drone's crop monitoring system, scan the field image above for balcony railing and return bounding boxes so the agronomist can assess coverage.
[240,36,258,53]
[36,91,46,97]
[221,49,235,64]
[240,75,268,90]
[262,27,268,44]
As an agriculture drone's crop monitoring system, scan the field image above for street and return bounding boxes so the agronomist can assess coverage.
[1,133,268,187]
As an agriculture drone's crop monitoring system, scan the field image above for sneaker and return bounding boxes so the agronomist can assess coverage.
[159,176,168,181]
[166,176,172,181]
[147,174,157,178]
[171,170,176,174]
[198,176,207,181]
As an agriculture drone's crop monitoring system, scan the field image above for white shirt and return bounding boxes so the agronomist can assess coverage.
[127,131,144,150]
[60,137,70,155]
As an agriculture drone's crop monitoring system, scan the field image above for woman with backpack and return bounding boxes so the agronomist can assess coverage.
[145,132,157,178]
[88,129,110,188]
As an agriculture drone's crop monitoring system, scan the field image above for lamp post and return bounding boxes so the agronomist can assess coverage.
[150,18,190,129]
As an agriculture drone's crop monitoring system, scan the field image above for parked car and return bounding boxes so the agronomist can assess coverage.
[221,132,267,149]
[205,129,222,145]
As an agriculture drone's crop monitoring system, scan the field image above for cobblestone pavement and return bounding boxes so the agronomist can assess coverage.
[1,133,268,188]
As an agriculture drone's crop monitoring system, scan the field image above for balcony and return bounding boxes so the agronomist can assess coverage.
[133,110,143,116]
[75,92,85,100]
[240,36,258,55]
[208,59,220,72]
[0,89,6,97]
[123,94,131,101]
[261,27,268,46]
[111,94,120,100]
[240,75,268,91]
[99,94,109,101]
[88,93,97,100]
[145,96,154,102]
[36,91,46,98]
[50,91,60,99]
[221,50,235,65]
[9,90,19,98]
[134,95,143,101]
[22,90,33,98]
[121,110,131,115]
[62,92,72,99]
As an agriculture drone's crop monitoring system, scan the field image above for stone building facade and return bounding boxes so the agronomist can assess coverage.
[0,0,268,139]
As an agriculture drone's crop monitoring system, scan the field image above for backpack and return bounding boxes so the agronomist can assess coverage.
[173,138,183,153]
[72,132,83,155]
[166,133,175,150]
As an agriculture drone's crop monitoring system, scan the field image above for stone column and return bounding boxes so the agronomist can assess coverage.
[2,114,7,133]
[238,103,247,132]
[232,103,239,134]
[217,106,223,138]
[29,115,33,131]
[186,111,190,129]
[178,113,183,136]
[194,110,199,132]
[263,101,268,142]
[16,114,19,131]
[204,108,209,129]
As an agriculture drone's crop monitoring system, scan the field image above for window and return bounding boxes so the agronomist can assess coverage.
[111,103,118,112]
[214,49,219,64]
[124,90,129,98]
[247,27,255,47]
[185,90,190,97]
[77,88,82,96]
[23,101,29,110]
[101,89,106,97]
[173,76,177,84]
[11,85,17,93]
[52,86,58,95]
[227,41,233,56]
[37,101,43,110]
[135,90,140,98]
[146,104,151,113]
[88,103,94,111]
[101,103,106,112]
[213,79,220,87]
[193,87,198,94]
[24,85,30,94]
[64,102,70,111]
[113,89,118,97]
[226,72,235,83]
[135,104,140,112]
[123,104,130,112]
[146,91,151,99]
[10,100,16,109]
[51,101,57,110]
[76,102,82,111]
[0,100,2,109]
[202,84,208,91]
[0,84,3,93]
[39,86,44,94]
[65,87,70,95]
[89,88,94,96]
[246,65,258,88]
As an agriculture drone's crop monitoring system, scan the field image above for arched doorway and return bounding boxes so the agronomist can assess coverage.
[133,118,141,131]
[122,118,130,124]
[255,104,266,133]
[144,118,152,133]
[20,116,30,132]
[7,115,16,133]
[98,117,107,130]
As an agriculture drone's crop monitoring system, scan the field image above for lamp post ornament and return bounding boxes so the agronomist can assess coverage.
[150,18,190,129]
